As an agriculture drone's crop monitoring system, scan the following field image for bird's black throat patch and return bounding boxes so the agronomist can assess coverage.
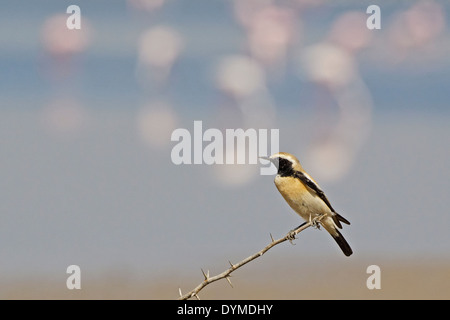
[276,157,295,177]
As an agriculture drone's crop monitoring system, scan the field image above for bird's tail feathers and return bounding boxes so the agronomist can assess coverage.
[322,221,353,257]
[332,212,350,229]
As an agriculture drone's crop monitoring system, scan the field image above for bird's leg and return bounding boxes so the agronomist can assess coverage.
[286,230,296,243]
[311,214,325,230]
[287,214,326,243]
[308,214,321,230]
[287,221,308,243]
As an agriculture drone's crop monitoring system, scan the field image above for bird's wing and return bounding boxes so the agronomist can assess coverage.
[294,170,335,212]
[294,170,350,228]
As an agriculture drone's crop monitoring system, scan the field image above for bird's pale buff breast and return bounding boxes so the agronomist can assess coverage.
[274,175,331,222]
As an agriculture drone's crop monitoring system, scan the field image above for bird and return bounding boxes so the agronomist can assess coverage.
[261,152,353,256]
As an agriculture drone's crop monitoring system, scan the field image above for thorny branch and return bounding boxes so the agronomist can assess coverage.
[177,215,325,300]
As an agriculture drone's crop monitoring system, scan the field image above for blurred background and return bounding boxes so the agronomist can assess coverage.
[1,0,449,299]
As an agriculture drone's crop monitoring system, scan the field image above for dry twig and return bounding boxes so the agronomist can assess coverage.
[178,215,324,300]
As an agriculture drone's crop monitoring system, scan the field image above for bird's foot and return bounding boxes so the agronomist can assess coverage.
[310,215,321,230]
[287,230,297,244]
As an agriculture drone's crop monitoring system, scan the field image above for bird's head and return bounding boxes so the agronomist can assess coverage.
[259,152,303,176]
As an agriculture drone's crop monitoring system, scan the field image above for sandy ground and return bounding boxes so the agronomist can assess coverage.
[2,258,449,299]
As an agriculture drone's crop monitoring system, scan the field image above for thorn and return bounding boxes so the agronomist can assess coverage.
[194,293,200,300]
[228,260,235,269]
[201,268,208,281]
[269,233,275,243]
[178,288,182,297]
[226,276,233,288]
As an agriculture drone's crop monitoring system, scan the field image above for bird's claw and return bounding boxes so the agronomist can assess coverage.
[287,230,297,244]
[310,215,321,230]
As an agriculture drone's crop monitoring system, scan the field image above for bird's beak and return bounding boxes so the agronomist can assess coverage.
[259,156,271,161]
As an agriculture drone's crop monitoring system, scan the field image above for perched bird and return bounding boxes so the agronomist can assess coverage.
[261,152,353,256]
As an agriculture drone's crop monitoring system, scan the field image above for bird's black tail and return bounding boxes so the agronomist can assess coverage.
[331,229,353,257]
